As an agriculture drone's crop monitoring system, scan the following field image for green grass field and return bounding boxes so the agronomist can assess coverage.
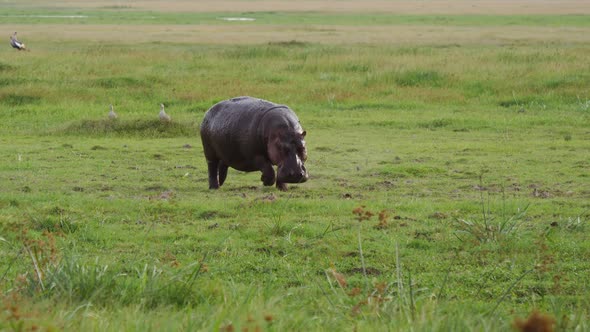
[1,4,590,331]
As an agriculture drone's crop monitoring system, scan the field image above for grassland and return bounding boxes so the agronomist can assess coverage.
[5,0,590,15]
[1,3,590,331]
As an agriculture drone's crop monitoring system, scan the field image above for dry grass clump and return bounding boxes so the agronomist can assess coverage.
[513,311,555,332]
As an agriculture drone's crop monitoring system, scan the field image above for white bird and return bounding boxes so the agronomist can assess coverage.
[108,104,118,119]
[10,32,26,51]
[159,103,171,122]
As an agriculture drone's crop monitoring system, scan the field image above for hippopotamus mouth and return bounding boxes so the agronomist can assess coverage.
[277,163,308,184]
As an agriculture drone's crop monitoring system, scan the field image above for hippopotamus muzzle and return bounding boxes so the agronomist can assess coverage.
[277,158,308,184]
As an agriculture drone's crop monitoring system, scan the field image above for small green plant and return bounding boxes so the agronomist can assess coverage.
[453,181,529,244]
[577,96,590,111]
[269,215,288,237]
[562,215,586,232]
[30,215,78,234]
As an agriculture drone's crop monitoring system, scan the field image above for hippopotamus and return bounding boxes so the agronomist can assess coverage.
[200,96,308,191]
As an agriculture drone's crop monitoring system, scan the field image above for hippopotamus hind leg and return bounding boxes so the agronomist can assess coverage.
[218,162,229,186]
[207,159,220,189]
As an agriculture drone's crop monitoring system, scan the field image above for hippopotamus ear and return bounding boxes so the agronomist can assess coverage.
[301,131,306,138]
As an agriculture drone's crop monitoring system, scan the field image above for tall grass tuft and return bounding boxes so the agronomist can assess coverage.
[395,70,446,87]
[222,46,286,59]
[0,61,14,72]
[0,94,42,106]
[55,119,198,137]
[93,76,146,89]
[453,187,529,244]
[28,257,210,308]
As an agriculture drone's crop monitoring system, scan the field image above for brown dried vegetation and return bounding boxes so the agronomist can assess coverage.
[513,311,555,332]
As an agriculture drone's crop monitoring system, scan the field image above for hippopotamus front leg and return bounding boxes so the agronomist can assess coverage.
[254,156,276,187]
[276,181,288,191]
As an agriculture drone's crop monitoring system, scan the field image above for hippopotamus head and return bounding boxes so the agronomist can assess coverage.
[268,130,308,184]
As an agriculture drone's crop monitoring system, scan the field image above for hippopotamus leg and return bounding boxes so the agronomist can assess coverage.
[257,158,287,190]
[255,156,276,186]
[218,162,229,186]
[276,182,288,191]
[255,157,287,190]
[207,159,220,189]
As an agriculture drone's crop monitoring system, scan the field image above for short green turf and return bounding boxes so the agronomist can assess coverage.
[1,8,589,332]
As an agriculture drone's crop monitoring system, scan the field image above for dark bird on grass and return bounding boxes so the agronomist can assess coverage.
[159,103,171,122]
[108,104,118,120]
[10,32,26,51]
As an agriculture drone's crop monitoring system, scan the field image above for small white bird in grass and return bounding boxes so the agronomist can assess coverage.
[159,103,171,122]
[10,32,26,51]
[108,104,118,120]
